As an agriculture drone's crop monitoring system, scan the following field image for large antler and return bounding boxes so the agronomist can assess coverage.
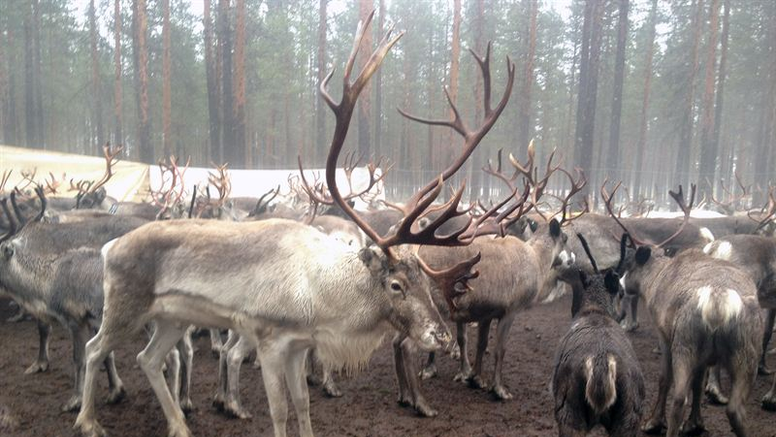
[710,171,750,213]
[88,143,123,194]
[316,12,515,310]
[508,140,560,220]
[151,156,190,217]
[208,163,232,207]
[601,180,646,246]
[556,167,588,226]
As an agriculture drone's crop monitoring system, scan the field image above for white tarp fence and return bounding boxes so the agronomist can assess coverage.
[0,145,383,208]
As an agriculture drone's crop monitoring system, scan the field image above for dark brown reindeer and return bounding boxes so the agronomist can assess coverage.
[74,14,510,437]
[607,185,762,437]
[552,234,645,437]
[397,147,582,416]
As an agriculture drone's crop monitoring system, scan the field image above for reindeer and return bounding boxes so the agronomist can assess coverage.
[0,197,129,411]
[74,14,517,437]
[703,232,776,409]
[552,234,644,436]
[0,188,148,374]
[608,185,762,437]
[395,146,582,416]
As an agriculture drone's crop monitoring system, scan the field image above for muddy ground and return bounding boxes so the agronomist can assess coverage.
[0,294,774,437]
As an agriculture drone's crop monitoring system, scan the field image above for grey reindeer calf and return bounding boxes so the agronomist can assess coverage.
[552,234,644,437]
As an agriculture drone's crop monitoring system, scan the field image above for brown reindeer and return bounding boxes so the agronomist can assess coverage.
[610,185,762,437]
[552,234,645,436]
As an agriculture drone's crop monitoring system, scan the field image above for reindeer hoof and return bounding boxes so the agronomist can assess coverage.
[453,369,471,383]
[24,360,49,375]
[74,417,107,437]
[681,418,706,436]
[419,365,437,380]
[62,395,82,412]
[414,401,438,418]
[323,381,343,398]
[167,423,192,437]
[212,394,225,412]
[491,384,513,401]
[762,392,776,411]
[223,400,252,420]
[449,344,461,361]
[641,417,666,434]
[467,374,488,390]
[306,373,322,386]
[179,398,194,415]
[758,363,774,376]
[624,322,639,332]
[106,386,126,405]
[705,385,729,405]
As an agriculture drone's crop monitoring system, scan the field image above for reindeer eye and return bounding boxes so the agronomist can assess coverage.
[390,281,403,292]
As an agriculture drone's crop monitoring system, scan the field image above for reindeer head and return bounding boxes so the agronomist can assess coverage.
[557,233,622,318]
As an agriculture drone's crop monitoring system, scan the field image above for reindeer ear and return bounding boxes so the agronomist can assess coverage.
[635,246,651,265]
[359,247,385,273]
[549,218,561,238]
[604,270,620,295]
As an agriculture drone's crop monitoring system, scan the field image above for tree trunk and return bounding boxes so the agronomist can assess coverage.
[133,0,152,163]
[573,0,605,200]
[447,0,461,170]
[32,0,43,148]
[204,0,222,164]
[674,0,704,194]
[89,0,104,152]
[517,0,538,150]
[698,0,720,198]
[233,0,247,167]
[357,0,373,157]
[316,0,327,165]
[633,0,657,199]
[606,0,628,184]
[162,0,172,158]
[714,0,730,191]
[426,20,435,174]
[471,0,486,198]
[113,0,123,146]
[219,0,234,166]
[374,0,383,160]
[24,1,36,148]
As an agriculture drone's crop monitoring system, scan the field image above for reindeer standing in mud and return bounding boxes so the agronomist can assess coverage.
[605,184,762,437]
[552,234,644,436]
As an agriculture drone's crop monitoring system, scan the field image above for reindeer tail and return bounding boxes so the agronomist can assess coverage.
[584,354,618,415]
[696,286,743,330]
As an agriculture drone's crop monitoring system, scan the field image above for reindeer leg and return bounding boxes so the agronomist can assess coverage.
[75,323,130,437]
[258,342,291,437]
[665,356,693,437]
[321,367,342,398]
[393,335,412,407]
[223,335,253,419]
[25,320,51,374]
[682,366,707,435]
[214,330,239,412]
[176,329,194,413]
[726,353,756,437]
[400,339,437,417]
[491,312,516,400]
[705,365,728,405]
[642,337,671,434]
[419,352,437,380]
[103,351,125,404]
[759,309,775,375]
[209,328,223,358]
[467,319,491,390]
[136,320,191,437]
[285,347,314,437]
[762,374,776,411]
[453,322,471,382]
[63,323,90,412]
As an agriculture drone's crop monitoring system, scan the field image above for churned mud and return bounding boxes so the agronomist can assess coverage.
[0,295,774,437]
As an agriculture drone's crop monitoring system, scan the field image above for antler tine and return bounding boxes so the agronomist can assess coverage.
[748,186,776,231]
[601,179,646,246]
[0,198,18,243]
[656,184,696,248]
[557,167,587,226]
[18,168,38,192]
[9,191,27,227]
[88,142,124,193]
[576,233,599,273]
[0,170,12,193]
[483,148,519,193]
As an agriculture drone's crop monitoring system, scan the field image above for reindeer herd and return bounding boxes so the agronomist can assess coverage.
[0,13,775,437]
